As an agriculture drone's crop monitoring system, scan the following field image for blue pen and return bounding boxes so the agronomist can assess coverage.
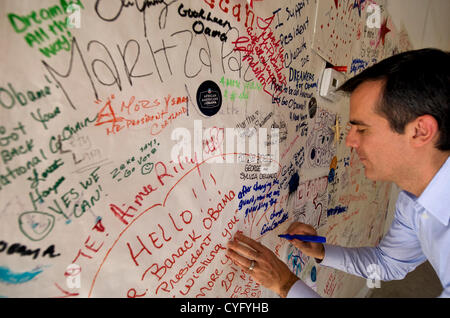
[278,234,326,243]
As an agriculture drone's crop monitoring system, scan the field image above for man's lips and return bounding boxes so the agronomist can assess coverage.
[352,149,366,162]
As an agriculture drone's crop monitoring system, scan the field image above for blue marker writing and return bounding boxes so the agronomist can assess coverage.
[0,266,43,285]
[278,234,326,243]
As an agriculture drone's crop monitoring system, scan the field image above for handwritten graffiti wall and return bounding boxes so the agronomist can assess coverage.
[0,0,411,298]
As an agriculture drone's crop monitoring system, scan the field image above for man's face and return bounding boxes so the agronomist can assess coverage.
[345,80,409,181]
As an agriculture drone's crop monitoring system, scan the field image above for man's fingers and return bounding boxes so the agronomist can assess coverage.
[233,232,265,254]
[226,247,253,270]
[286,222,317,236]
[290,240,311,250]
[227,238,260,260]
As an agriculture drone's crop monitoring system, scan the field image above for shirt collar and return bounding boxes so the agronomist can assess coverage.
[417,156,450,226]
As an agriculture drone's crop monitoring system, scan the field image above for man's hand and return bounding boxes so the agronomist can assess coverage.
[226,232,299,298]
[286,222,325,260]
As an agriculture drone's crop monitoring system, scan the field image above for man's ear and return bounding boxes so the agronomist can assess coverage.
[408,115,439,147]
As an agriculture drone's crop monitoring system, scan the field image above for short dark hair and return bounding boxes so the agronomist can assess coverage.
[339,48,450,151]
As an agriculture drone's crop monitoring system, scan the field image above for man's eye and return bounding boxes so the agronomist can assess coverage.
[357,129,366,133]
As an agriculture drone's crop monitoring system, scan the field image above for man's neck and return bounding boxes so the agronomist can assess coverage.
[398,152,450,197]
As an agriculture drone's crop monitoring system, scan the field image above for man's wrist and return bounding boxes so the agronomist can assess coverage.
[278,274,299,298]
[315,244,325,263]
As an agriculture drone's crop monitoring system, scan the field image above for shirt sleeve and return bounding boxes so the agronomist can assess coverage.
[286,279,321,298]
[439,287,450,298]
[319,203,427,281]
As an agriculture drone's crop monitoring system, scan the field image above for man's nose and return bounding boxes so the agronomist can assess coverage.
[345,126,359,149]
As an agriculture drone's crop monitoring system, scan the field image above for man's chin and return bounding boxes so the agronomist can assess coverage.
[363,166,377,181]
[364,168,388,182]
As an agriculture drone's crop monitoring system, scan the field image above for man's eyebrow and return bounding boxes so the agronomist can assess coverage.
[349,120,370,126]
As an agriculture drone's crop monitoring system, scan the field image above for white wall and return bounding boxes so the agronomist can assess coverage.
[387,0,450,50]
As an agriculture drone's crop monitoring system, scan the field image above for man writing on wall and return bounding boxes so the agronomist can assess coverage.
[226,48,450,297]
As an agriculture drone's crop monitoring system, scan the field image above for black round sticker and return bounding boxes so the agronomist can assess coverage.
[196,80,222,117]
[308,97,317,119]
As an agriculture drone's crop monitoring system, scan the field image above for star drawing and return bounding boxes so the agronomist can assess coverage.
[376,17,391,47]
